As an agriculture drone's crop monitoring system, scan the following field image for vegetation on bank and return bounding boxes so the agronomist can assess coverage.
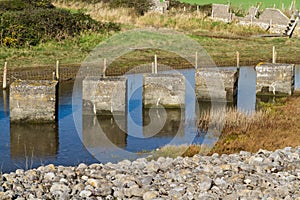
[147,96,300,159]
[0,0,300,70]
[0,0,120,48]
[212,96,300,154]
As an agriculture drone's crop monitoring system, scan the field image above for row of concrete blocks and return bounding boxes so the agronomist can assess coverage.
[82,68,239,115]
[9,63,295,122]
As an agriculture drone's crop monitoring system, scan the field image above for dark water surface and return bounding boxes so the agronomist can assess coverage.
[0,66,299,173]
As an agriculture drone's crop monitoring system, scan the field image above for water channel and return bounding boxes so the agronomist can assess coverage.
[0,66,299,173]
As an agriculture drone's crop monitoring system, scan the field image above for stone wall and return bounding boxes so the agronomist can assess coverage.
[143,74,185,108]
[9,80,58,123]
[195,68,238,102]
[256,63,294,95]
[82,76,127,114]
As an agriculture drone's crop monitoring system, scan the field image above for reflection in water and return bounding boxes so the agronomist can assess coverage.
[237,67,256,114]
[2,90,8,116]
[82,114,127,149]
[294,65,300,90]
[10,123,58,159]
[143,108,184,138]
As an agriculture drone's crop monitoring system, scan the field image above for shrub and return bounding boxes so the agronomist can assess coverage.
[0,4,120,47]
[0,0,54,14]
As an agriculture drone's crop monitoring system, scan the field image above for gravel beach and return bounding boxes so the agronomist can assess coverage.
[1,146,300,199]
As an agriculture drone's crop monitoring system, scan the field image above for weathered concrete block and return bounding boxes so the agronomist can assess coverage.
[143,74,185,108]
[10,80,58,123]
[256,63,294,95]
[195,68,238,102]
[82,76,127,114]
[151,0,169,14]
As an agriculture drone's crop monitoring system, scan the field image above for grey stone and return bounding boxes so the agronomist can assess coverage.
[79,190,92,198]
[50,183,70,193]
[143,191,159,200]
[44,172,56,182]
[140,176,153,186]
[198,177,212,192]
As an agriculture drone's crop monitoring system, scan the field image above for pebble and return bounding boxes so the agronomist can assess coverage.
[0,146,299,199]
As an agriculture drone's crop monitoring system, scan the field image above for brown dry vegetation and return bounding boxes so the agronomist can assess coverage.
[211,97,300,155]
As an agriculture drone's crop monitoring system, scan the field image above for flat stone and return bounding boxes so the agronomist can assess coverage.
[143,191,159,200]
[79,190,92,198]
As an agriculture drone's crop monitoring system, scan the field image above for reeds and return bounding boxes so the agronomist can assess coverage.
[198,107,272,135]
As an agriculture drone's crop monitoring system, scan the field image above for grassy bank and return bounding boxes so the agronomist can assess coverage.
[1,33,300,71]
[0,32,108,70]
[1,1,299,70]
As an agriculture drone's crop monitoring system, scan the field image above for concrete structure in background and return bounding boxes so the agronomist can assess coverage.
[211,4,299,35]
[151,0,169,14]
[258,8,289,25]
[245,6,259,20]
[212,4,232,22]
[143,74,185,108]
[256,63,295,95]
[10,80,58,123]
[82,76,127,115]
[195,68,239,102]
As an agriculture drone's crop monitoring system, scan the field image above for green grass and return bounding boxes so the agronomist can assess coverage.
[1,33,300,71]
[0,32,108,70]
[191,35,300,66]
[180,0,299,10]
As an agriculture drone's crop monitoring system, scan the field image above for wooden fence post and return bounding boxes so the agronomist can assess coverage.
[56,60,60,80]
[3,62,7,89]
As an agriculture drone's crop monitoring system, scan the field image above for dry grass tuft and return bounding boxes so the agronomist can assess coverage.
[198,107,270,134]
[52,1,137,24]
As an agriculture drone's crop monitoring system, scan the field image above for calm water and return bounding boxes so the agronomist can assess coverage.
[0,66,299,172]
